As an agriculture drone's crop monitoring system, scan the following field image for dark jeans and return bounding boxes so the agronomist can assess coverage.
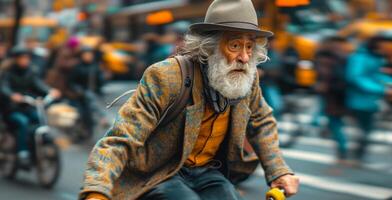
[139,166,242,200]
[352,110,374,160]
[69,98,94,132]
[327,115,347,158]
[8,109,39,152]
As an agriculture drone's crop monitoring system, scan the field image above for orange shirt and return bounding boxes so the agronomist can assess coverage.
[86,192,108,200]
[185,105,230,167]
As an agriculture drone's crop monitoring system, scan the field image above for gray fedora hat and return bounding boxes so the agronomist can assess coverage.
[189,0,273,37]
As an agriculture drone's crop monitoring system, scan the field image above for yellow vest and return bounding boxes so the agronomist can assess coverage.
[185,105,230,167]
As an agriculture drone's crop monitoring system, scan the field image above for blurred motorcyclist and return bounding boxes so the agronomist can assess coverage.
[0,46,61,164]
[345,33,392,162]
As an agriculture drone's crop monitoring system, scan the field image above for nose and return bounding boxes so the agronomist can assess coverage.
[237,48,250,64]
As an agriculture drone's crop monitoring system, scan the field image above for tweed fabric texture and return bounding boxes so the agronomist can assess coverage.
[79,58,292,200]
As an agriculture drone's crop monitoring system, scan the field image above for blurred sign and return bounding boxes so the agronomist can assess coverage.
[52,0,75,11]
[276,0,310,7]
[0,17,58,27]
[48,9,79,28]
[146,10,174,25]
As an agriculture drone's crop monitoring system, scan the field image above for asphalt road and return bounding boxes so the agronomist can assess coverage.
[1,81,392,200]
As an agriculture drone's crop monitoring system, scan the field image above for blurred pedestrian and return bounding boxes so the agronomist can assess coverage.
[46,45,108,136]
[345,33,392,162]
[74,46,105,95]
[80,0,299,199]
[314,36,350,162]
[258,36,284,117]
[166,21,191,54]
[142,32,174,67]
[0,41,8,63]
[281,38,300,93]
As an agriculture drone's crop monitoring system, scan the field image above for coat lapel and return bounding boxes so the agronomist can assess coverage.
[181,62,205,161]
[228,99,251,160]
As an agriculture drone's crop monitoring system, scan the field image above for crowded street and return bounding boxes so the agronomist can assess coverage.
[1,0,392,200]
[1,81,391,200]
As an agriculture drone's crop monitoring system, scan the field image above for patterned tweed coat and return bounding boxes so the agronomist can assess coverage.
[79,58,293,200]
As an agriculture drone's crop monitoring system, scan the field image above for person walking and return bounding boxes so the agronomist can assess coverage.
[345,33,392,162]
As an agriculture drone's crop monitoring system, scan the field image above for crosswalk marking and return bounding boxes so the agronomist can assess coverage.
[255,168,392,200]
[279,121,392,145]
[281,149,392,172]
[279,134,392,154]
[344,127,392,144]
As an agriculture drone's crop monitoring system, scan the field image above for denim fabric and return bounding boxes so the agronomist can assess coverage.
[327,115,347,158]
[261,84,283,117]
[352,110,374,160]
[8,110,39,152]
[139,166,242,200]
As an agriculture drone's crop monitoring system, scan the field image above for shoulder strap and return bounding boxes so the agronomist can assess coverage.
[157,56,194,127]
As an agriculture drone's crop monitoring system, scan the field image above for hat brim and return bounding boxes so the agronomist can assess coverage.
[189,22,273,38]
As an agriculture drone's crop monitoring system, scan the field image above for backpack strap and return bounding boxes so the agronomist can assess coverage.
[157,56,194,127]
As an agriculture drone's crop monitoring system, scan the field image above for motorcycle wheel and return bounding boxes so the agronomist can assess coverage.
[36,133,61,189]
[0,132,18,179]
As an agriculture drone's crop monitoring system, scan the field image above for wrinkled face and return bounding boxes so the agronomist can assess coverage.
[207,31,260,99]
[219,31,256,64]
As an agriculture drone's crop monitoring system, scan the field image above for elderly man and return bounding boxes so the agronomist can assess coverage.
[81,0,299,199]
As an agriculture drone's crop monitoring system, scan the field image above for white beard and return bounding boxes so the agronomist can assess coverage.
[207,50,257,99]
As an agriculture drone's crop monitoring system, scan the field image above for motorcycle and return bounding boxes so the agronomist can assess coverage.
[0,95,61,188]
[47,102,90,142]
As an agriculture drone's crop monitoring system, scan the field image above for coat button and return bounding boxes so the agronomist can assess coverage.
[185,77,192,87]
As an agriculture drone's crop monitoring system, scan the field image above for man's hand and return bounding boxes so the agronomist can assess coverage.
[49,89,62,99]
[271,174,299,197]
[10,93,24,103]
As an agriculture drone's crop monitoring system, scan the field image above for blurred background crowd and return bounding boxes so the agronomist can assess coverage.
[0,0,392,200]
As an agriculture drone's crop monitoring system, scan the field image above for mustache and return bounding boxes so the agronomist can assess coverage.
[225,62,249,73]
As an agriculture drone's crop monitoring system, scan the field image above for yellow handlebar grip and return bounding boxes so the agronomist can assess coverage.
[266,188,285,200]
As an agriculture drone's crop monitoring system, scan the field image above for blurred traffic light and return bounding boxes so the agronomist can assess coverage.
[146,10,174,25]
[276,0,310,7]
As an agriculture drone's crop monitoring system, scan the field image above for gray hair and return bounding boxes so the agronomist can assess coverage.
[179,31,269,64]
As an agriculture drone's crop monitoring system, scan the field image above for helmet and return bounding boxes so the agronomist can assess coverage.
[10,46,31,57]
